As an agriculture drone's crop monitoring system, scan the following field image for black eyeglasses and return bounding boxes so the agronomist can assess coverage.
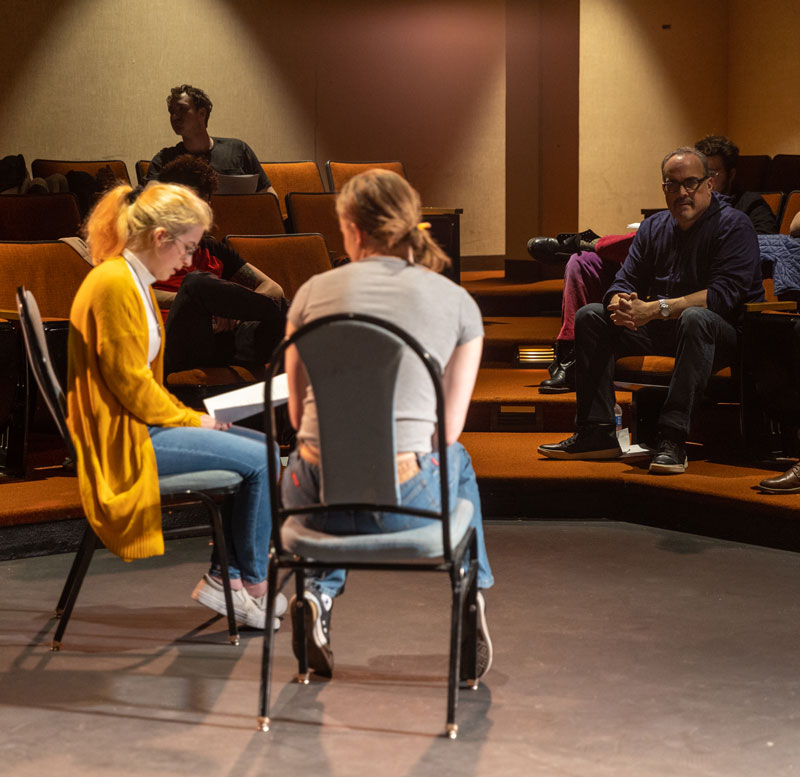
[662,176,709,194]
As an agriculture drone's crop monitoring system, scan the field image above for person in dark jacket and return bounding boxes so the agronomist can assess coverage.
[538,146,763,475]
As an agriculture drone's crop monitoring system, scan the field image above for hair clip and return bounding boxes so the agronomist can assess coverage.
[126,185,144,205]
[416,222,431,231]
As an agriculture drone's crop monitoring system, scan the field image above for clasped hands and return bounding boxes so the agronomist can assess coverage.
[607,292,656,331]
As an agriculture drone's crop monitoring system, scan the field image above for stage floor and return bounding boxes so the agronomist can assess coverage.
[2,521,799,777]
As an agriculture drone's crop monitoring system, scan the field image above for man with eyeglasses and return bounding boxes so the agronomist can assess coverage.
[533,135,776,395]
[538,146,763,474]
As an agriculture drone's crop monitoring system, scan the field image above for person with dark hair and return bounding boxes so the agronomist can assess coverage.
[538,147,763,474]
[145,83,274,194]
[153,155,286,375]
[68,182,286,629]
[281,169,495,681]
[530,134,777,394]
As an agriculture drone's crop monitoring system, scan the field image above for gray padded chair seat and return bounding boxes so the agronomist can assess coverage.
[281,498,474,562]
[158,470,243,495]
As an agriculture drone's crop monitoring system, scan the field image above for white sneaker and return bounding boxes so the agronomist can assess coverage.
[191,575,287,630]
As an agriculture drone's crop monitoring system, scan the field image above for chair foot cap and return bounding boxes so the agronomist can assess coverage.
[257,717,270,732]
[446,723,458,739]
[296,672,310,685]
[228,635,240,646]
[52,610,62,620]
[50,641,62,652]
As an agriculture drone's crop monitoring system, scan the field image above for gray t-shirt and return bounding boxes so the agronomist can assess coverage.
[288,256,483,452]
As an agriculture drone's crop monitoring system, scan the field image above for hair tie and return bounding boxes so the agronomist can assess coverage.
[416,221,431,232]
[126,185,144,205]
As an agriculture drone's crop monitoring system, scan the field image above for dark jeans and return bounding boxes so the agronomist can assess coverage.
[164,271,286,374]
[575,303,739,436]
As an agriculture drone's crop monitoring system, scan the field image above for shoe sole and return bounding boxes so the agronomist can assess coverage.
[538,446,621,461]
[291,594,334,678]
[538,385,575,394]
[758,484,800,494]
[460,591,493,683]
[648,457,688,475]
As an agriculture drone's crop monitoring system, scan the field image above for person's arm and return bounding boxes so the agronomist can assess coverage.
[284,321,308,430]
[791,211,800,238]
[440,336,483,446]
[608,290,707,330]
[229,262,284,299]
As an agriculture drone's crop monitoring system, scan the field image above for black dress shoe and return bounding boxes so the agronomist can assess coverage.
[540,341,575,393]
[527,229,601,265]
[538,425,622,460]
[648,437,688,475]
[758,462,800,493]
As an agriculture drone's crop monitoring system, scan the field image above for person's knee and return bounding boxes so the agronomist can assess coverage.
[677,306,717,338]
[575,302,606,333]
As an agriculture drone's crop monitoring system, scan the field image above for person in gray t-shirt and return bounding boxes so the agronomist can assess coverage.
[282,169,494,682]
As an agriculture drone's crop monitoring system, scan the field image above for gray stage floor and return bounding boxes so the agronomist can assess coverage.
[2,521,800,777]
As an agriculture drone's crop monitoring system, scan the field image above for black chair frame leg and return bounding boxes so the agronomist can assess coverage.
[193,491,240,645]
[258,558,281,731]
[51,524,99,650]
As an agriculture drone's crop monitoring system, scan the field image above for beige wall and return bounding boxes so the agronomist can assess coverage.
[578,0,729,235]
[729,0,800,154]
[0,0,507,256]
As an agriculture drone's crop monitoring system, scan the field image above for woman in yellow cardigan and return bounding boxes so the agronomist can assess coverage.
[68,182,285,629]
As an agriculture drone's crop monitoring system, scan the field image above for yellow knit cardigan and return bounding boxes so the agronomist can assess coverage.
[67,257,202,561]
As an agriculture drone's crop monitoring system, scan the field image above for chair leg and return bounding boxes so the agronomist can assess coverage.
[51,524,99,651]
[257,560,280,732]
[295,568,310,683]
[445,573,465,739]
[197,491,240,646]
[462,530,481,690]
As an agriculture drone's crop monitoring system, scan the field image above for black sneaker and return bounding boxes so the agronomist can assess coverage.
[290,584,334,678]
[461,591,493,683]
[648,437,688,474]
[538,426,622,460]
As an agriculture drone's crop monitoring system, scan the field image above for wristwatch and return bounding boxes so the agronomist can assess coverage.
[658,299,671,319]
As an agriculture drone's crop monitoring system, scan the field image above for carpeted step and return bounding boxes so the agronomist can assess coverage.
[467,367,633,433]
[462,271,563,317]
[482,316,561,364]
[460,430,800,526]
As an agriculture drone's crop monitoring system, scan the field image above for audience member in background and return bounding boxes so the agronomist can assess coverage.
[145,84,275,195]
[538,146,762,475]
[67,182,285,629]
[281,169,495,680]
[531,134,778,393]
[155,155,286,375]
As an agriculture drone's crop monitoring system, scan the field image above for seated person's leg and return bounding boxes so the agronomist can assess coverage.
[541,251,620,393]
[539,302,656,459]
[649,307,739,475]
[148,424,284,628]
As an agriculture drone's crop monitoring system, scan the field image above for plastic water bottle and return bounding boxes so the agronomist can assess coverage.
[613,402,623,434]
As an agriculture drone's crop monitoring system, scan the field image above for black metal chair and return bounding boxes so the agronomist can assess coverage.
[258,313,480,739]
[15,286,244,649]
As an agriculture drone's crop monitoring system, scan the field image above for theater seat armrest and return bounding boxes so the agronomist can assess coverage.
[0,308,19,320]
[744,301,798,313]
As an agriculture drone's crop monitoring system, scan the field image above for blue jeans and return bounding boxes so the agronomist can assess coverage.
[281,441,495,597]
[148,424,272,584]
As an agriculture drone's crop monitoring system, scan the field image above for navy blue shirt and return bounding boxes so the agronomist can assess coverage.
[605,192,763,324]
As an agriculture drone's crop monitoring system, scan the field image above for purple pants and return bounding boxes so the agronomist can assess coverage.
[558,251,621,341]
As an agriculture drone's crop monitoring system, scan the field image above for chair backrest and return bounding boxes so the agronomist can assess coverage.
[208,192,285,242]
[31,159,131,186]
[224,233,332,300]
[766,154,800,193]
[758,191,783,218]
[0,194,82,240]
[0,241,90,317]
[15,287,75,459]
[265,314,448,509]
[285,192,346,261]
[735,155,771,193]
[326,160,407,192]
[261,162,325,218]
[779,190,800,235]
[135,159,150,186]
